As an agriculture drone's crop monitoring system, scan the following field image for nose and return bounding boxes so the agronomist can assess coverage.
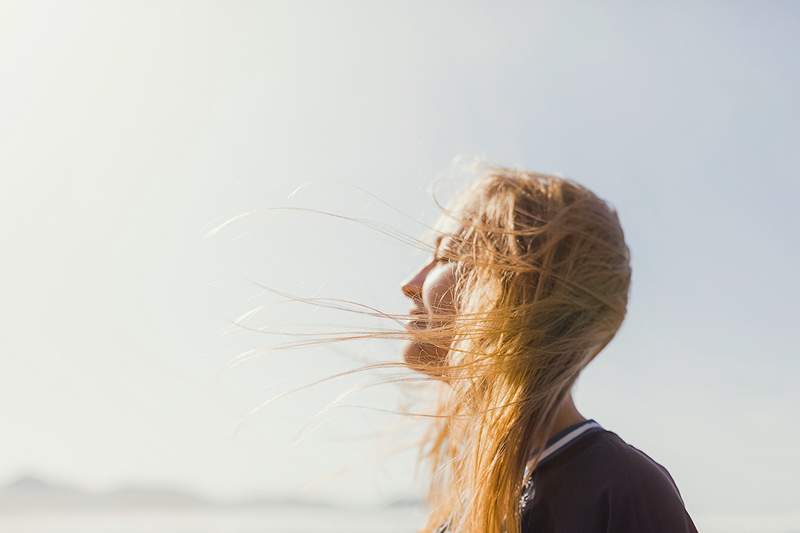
[401,261,434,300]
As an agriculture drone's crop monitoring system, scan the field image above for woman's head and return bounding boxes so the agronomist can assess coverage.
[405,163,631,533]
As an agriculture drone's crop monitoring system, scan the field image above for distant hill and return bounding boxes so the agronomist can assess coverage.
[0,474,350,512]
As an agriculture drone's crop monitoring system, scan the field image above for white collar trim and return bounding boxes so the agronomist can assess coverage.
[525,420,603,472]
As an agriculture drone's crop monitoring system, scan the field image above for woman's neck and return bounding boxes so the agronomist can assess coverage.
[547,393,586,440]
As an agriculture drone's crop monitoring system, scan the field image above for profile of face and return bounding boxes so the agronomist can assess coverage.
[400,236,458,372]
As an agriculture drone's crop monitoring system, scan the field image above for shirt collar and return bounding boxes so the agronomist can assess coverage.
[525,418,604,473]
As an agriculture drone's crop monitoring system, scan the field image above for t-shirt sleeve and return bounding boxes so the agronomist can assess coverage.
[605,459,699,533]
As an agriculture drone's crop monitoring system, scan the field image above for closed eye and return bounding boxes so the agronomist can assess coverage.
[432,235,451,263]
[432,251,457,267]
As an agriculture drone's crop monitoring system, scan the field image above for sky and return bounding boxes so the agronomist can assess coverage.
[1,1,798,531]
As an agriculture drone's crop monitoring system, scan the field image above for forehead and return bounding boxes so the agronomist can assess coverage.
[432,212,464,243]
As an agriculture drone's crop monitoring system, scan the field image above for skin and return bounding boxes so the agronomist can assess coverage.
[400,236,586,438]
[400,236,458,371]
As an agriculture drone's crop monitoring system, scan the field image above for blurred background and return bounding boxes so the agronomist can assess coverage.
[1,1,798,532]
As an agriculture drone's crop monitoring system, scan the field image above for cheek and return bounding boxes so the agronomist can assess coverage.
[422,265,457,314]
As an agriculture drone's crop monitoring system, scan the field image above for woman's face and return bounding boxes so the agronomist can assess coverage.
[400,235,458,371]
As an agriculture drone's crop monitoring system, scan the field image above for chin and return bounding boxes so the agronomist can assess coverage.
[403,340,447,369]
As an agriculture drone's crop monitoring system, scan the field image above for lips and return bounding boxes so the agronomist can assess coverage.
[404,320,428,335]
[408,306,427,318]
[405,308,428,330]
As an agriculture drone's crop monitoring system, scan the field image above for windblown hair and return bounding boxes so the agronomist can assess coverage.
[234,161,631,533]
[408,164,632,533]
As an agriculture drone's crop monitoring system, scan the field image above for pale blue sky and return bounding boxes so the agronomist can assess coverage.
[1,2,798,531]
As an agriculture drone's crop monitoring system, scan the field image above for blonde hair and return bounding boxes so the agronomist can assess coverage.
[413,164,631,533]
[243,161,631,533]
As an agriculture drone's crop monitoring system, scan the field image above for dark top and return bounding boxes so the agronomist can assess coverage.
[519,419,699,533]
[435,419,699,532]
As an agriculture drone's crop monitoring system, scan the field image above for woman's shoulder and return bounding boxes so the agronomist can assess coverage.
[583,430,697,532]
[529,428,698,532]
[584,429,686,504]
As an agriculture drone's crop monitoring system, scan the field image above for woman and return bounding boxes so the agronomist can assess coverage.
[398,163,699,533]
